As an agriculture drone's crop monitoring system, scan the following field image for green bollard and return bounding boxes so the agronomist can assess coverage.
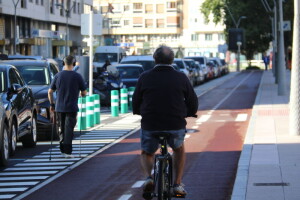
[77,97,86,130]
[128,87,135,111]
[86,95,95,128]
[120,88,128,114]
[93,94,100,124]
[111,90,119,117]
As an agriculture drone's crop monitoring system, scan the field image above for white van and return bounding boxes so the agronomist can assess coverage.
[93,46,126,72]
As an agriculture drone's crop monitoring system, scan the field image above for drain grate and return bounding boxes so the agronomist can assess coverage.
[254,183,289,186]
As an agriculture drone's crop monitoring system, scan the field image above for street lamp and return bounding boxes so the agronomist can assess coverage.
[56,2,75,56]
[12,0,20,55]
[236,16,247,28]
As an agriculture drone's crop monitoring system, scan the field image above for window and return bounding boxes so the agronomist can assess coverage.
[156,19,164,28]
[73,1,76,13]
[145,19,153,28]
[156,4,164,13]
[167,16,180,27]
[50,0,54,14]
[218,33,224,41]
[133,3,142,13]
[60,0,64,16]
[101,6,108,13]
[145,4,153,13]
[41,0,43,5]
[124,20,130,26]
[111,19,121,28]
[36,0,39,4]
[124,5,129,11]
[21,0,27,8]
[133,17,143,27]
[205,34,212,41]
[167,1,176,9]
[78,2,80,14]
[191,34,199,41]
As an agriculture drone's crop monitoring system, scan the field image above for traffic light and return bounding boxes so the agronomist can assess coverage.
[228,28,245,51]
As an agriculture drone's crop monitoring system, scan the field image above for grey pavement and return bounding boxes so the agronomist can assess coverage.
[231,69,300,200]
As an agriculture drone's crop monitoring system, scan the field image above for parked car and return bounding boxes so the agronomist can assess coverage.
[208,58,222,77]
[116,64,144,88]
[183,59,205,85]
[8,55,45,60]
[206,61,216,80]
[220,59,229,74]
[173,58,194,86]
[184,56,209,80]
[120,55,155,71]
[0,64,37,163]
[0,60,60,140]
[194,61,205,84]
[209,57,224,76]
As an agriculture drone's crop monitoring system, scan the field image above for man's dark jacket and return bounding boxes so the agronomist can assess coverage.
[132,65,198,131]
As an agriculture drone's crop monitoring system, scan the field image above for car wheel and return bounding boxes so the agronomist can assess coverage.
[22,115,37,148]
[10,121,17,156]
[0,123,9,166]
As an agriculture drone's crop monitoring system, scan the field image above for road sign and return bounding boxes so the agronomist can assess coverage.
[283,21,291,31]
[81,14,103,36]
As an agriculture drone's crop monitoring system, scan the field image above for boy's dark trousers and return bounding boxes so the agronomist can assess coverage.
[58,112,77,154]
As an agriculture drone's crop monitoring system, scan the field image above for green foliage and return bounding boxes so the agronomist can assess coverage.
[200,0,293,60]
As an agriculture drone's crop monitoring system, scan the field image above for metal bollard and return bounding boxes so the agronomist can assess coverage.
[86,95,95,128]
[77,97,86,130]
[120,88,128,114]
[93,94,100,124]
[128,87,135,110]
[111,90,119,117]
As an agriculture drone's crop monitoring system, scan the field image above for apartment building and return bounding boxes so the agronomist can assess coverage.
[0,0,92,58]
[93,0,226,57]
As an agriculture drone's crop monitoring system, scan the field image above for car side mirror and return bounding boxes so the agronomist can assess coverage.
[11,83,22,93]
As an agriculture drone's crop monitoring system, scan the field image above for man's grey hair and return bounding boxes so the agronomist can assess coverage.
[153,45,174,65]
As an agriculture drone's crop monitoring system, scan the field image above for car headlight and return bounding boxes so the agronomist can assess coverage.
[39,107,48,118]
[110,82,119,88]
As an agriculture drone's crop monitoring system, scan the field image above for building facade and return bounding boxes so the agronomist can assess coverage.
[0,0,92,58]
[93,0,226,58]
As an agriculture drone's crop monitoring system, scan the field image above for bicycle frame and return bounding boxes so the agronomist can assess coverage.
[153,134,173,200]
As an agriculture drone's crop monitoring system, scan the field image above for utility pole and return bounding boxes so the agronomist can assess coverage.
[12,0,20,55]
[290,0,300,135]
[277,0,286,95]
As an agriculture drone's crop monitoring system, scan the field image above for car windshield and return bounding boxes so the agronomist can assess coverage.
[117,67,143,79]
[0,71,6,92]
[174,60,184,69]
[94,53,118,63]
[121,61,155,71]
[186,57,204,64]
[15,65,50,85]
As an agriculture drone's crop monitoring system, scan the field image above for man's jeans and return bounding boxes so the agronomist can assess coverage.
[58,112,77,154]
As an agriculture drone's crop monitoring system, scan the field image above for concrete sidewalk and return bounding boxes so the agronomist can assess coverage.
[231,70,300,200]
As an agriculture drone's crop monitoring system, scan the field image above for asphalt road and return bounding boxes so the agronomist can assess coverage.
[0,70,263,200]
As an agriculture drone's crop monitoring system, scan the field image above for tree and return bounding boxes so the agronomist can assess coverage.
[201,0,273,62]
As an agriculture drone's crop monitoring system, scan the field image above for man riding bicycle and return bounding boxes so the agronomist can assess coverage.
[132,45,198,198]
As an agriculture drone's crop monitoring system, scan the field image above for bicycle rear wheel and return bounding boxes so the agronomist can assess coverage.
[157,160,166,200]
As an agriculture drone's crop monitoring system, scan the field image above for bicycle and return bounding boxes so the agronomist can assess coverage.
[144,132,185,200]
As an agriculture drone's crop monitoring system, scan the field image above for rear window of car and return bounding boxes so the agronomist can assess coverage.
[185,57,204,64]
[15,65,50,85]
[117,67,143,79]
[120,60,155,71]
[174,60,184,69]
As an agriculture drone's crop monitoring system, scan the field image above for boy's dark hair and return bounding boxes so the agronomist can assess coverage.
[153,45,174,65]
[63,55,76,66]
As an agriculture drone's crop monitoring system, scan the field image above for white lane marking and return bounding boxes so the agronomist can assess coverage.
[0,182,38,186]
[4,167,65,171]
[196,115,211,123]
[235,114,248,122]
[0,194,16,199]
[117,194,132,200]
[132,181,144,188]
[192,126,198,129]
[216,120,226,122]
[0,171,57,176]
[0,188,28,192]
[212,72,253,110]
[0,176,48,181]
[16,162,74,166]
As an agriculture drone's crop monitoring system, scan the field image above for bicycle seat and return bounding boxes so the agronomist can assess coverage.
[152,132,171,139]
